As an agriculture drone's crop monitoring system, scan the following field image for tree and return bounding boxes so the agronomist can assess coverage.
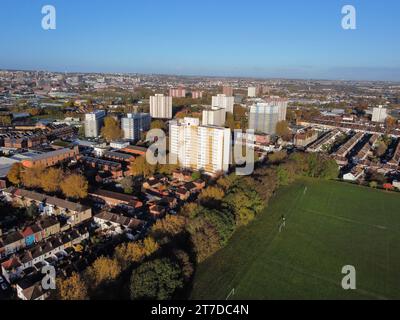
[86,256,121,289]
[7,163,23,185]
[385,116,397,132]
[157,163,179,176]
[173,250,194,281]
[26,202,39,218]
[150,120,167,131]
[199,186,225,204]
[276,121,292,141]
[120,176,135,194]
[0,115,12,125]
[375,141,387,157]
[41,168,63,193]
[179,202,201,219]
[130,156,156,178]
[369,181,378,188]
[56,273,88,300]
[101,116,123,142]
[61,174,88,199]
[21,165,45,188]
[187,218,222,263]
[114,236,159,270]
[191,171,201,181]
[130,258,183,300]
[268,150,288,164]
[151,215,187,240]
[224,180,264,227]
[225,113,236,130]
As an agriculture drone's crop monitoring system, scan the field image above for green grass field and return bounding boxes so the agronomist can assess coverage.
[190,178,400,300]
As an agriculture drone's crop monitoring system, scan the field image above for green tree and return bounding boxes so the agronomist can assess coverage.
[26,202,39,218]
[369,181,378,188]
[130,258,183,300]
[120,176,135,194]
[268,150,288,164]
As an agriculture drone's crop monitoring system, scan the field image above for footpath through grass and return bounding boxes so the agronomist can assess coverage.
[190,178,400,300]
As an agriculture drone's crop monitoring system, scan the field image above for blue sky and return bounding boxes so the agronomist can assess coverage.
[0,0,399,80]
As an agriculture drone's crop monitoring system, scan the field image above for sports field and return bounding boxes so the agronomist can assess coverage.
[191,178,400,300]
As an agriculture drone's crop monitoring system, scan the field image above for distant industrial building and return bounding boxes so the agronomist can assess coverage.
[85,110,106,138]
[150,94,172,119]
[121,113,151,141]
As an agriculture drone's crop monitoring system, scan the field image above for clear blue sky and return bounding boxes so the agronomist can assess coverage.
[1,0,399,80]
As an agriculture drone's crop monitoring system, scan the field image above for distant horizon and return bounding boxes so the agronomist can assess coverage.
[1,0,399,82]
[2,67,400,84]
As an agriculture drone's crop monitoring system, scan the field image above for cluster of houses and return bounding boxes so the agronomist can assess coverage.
[0,119,212,300]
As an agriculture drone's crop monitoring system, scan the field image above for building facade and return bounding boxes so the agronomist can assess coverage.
[191,90,203,99]
[170,118,231,175]
[169,87,186,98]
[222,86,234,96]
[150,94,173,119]
[202,107,226,126]
[249,100,287,134]
[84,110,106,138]
[372,106,388,123]
[211,94,234,113]
[121,113,151,141]
[248,87,257,97]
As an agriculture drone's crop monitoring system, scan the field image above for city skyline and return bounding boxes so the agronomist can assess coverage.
[1,0,400,81]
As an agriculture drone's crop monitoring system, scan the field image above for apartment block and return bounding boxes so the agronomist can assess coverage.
[372,106,388,123]
[169,87,186,98]
[85,110,106,138]
[121,113,151,141]
[202,107,226,127]
[249,100,287,135]
[211,94,234,113]
[191,90,203,99]
[248,86,257,97]
[170,117,231,175]
[222,86,234,96]
[150,94,172,119]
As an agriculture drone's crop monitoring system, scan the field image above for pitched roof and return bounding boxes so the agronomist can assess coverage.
[11,188,89,212]
[2,231,24,246]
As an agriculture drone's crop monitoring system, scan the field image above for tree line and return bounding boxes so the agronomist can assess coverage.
[7,163,88,200]
[55,151,338,300]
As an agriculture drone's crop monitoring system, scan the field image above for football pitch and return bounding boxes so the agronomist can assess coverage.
[190,178,400,300]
